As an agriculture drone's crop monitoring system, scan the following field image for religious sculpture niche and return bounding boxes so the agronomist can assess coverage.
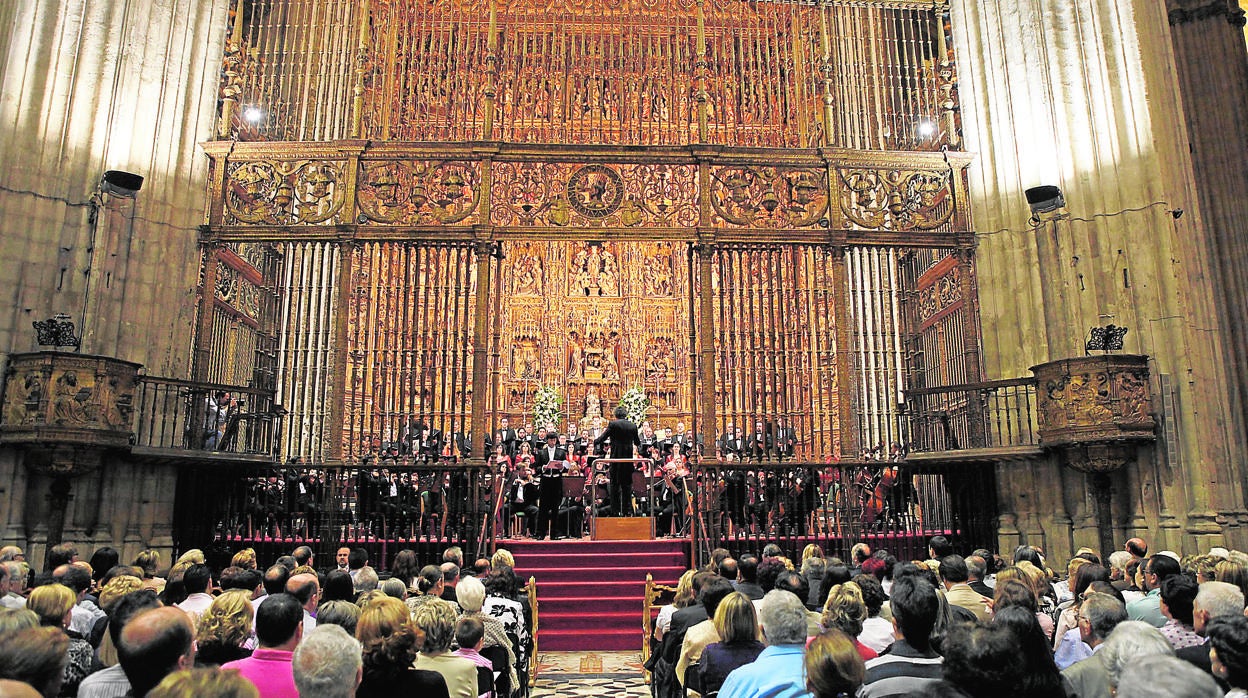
[839,168,955,231]
[570,243,620,297]
[642,245,675,297]
[511,335,541,380]
[710,166,829,228]
[356,160,481,225]
[225,160,347,225]
[644,338,675,380]
[511,245,545,296]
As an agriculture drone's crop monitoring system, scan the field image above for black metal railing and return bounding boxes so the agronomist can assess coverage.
[901,377,1039,453]
[172,461,497,572]
[132,376,282,456]
[692,459,997,565]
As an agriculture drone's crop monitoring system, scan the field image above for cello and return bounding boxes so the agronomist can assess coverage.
[861,464,898,525]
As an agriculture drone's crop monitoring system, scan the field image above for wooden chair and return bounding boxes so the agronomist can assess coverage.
[642,573,679,685]
[527,575,539,690]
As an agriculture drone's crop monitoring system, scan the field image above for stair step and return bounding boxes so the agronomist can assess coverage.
[538,580,676,598]
[539,596,643,613]
[539,627,639,652]
[540,610,637,630]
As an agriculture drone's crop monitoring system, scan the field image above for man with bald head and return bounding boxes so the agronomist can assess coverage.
[1126,538,1148,560]
[118,607,196,697]
[286,573,320,632]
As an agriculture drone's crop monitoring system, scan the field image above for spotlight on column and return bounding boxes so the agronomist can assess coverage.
[100,170,144,198]
[1025,185,1065,219]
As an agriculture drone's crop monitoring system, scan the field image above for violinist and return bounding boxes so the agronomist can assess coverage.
[654,458,690,537]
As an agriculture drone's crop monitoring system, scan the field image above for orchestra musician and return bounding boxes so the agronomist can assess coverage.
[746,420,770,461]
[775,418,796,460]
[595,406,641,516]
[506,464,539,538]
[534,432,568,539]
[654,458,690,537]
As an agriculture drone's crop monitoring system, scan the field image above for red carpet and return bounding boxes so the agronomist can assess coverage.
[506,538,690,651]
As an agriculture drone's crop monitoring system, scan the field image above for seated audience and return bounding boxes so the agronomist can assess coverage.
[147,667,258,698]
[355,596,448,698]
[53,564,105,641]
[851,575,893,653]
[1158,573,1202,649]
[407,566,446,613]
[450,617,493,698]
[939,556,990,622]
[695,592,764,697]
[676,576,736,690]
[1175,580,1244,675]
[985,606,1065,697]
[222,594,303,698]
[1,561,28,609]
[819,582,877,661]
[1207,615,1248,695]
[284,574,319,633]
[194,590,254,667]
[1127,554,1181,627]
[0,626,69,698]
[413,599,477,698]
[292,625,362,698]
[314,600,361,637]
[1060,592,1129,698]
[118,607,197,698]
[481,567,530,674]
[1100,620,1175,693]
[655,571,696,642]
[803,629,863,698]
[454,575,517,692]
[718,590,811,698]
[1115,655,1223,698]
[79,590,162,698]
[28,583,96,696]
[320,570,354,604]
[859,575,942,698]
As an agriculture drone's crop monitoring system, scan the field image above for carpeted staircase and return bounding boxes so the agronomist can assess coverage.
[506,538,690,651]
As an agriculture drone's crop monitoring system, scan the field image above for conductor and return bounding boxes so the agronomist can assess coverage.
[595,406,641,516]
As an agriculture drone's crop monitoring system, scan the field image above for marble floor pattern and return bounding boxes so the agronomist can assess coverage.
[529,651,650,698]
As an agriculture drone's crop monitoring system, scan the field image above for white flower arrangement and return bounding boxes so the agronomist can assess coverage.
[532,385,562,431]
[619,387,650,424]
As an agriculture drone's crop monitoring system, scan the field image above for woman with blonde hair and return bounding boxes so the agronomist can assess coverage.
[655,570,696,642]
[1216,559,1248,601]
[695,591,764,696]
[148,667,258,698]
[805,629,866,698]
[195,590,254,667]
[133,549,166,593]
[28,584,95,696]
[819,582,877,661]
[229,548,257,571]
[491,548,515,570]
[355,596,449,697]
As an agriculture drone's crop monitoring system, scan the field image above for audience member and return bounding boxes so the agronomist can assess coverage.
[849,544,871,576]
[1176,580,1245,675]
[1060,592,1129,698]
[1,562,28,609]
[964,555,992,598]
[928,536,953,561]
[800,557,825,609]
[1100,620,1175,692]
[355,596,448,698]
[774,571,821,634]
[859,575,942,698]
[695,592,764,697]
[222,594,303,698]
[118,607,196,697]
[412,599,477,698]
[0,627,68,698]
[676,576,736,689]
[1115,655,1222,698]
[820,582,876,661]
[291,625,361,698]
[46,545,78,571]
[852,575,893,653]
[174,564,214,624]
[352,567,379,596]
[79,590,161,698]
[284,574,319,633]
[53,564,106,640]
[194,590,255,667]
[655,571,696,642]
[439,564,461,605]
[1207,615,1248,696]
[1127,554,1181,627]
[320,570,354,604]
[313,600,360,637]
[718,590,811,698]
[290,547,313,569]
[987,606,1066,697]
[444,547,465,570]
[148,667,259,698]
[455,576,518,693]
[390,550,420,593]
[1158,573,1202,649]
[804,629,864,698]
[450,617,493,698]
[735,556,764,601]
[380,578,407,600]
[481,567,530,674]
[408,566,445,613]
[28,583,95,695]
[938,556,989,622]
[1216,559,1248,602]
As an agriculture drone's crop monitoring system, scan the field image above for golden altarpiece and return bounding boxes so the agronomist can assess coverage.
[194,0,982,466]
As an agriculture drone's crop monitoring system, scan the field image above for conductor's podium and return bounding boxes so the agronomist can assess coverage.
[592,517,655,540]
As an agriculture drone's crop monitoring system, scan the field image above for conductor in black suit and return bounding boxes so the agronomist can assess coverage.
[595,406,641,516]
[534,432,568,539]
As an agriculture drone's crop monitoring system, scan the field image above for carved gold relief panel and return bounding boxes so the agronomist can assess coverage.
[838,168,955,231]
[356,160,482,225]
[225,160,349,225]
[490,162,699,228]
[709,166,830,229]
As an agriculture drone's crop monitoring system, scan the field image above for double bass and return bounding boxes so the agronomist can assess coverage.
[861,464,898,525]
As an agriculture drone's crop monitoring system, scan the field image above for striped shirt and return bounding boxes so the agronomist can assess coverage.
[859,640,943,698]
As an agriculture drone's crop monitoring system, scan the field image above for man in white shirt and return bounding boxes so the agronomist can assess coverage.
[54,564,106,637]
[0,562,27,609]
[174,564,215,623]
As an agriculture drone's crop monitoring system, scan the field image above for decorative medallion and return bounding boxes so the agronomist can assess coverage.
[565,165,625,219]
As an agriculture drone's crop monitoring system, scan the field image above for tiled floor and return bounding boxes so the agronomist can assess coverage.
[529,651,650,698]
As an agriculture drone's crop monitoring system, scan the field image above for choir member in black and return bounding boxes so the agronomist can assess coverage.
[720,468,747,537]
[419,469,445,540]
[654,460,690,538]
[669,422,690,458]
[415,426,443,462]
[396,472,421,538]
[534,433,568,539]
[507,465,539,537]
[774,418,796,460]
[595,406,641,516]
[717,422,735,460]
[491,416,517,456]
[451,430,472,459]
[723,427,746,462]
[746,470,777,535]
[747,420,770,461]
[246,474,284,538]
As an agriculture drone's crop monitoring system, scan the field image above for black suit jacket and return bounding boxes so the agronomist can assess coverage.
[969,580,994,598]
[595,419,640,460]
